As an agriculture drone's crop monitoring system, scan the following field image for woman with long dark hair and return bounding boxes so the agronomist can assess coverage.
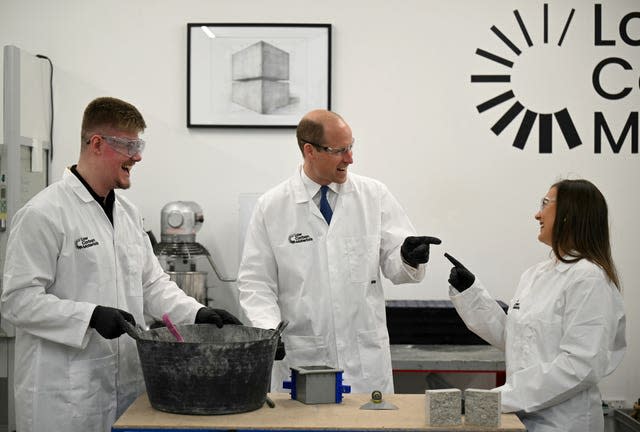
[445,179,626,432]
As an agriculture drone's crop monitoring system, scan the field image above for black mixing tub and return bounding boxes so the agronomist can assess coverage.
[122,320,287,415]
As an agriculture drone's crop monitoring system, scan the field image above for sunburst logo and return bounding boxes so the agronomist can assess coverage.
[472,4,582,153]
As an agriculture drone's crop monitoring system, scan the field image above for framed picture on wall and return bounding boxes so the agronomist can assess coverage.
[187,23,331,128]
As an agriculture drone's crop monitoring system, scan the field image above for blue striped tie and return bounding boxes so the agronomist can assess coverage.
[320,185,332,224]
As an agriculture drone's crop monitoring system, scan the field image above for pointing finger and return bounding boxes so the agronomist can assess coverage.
[444,252,466,269]
[424,236,442,245]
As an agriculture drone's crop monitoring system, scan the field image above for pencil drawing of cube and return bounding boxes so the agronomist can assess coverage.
[231,41,291,114]
[425,389,461,426]
[233,41,289,80]
[464,388,501,427]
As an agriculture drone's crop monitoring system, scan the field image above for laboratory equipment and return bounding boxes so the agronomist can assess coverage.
[283,366,351,404]
[153,201,233,305]
[1,44,52,432]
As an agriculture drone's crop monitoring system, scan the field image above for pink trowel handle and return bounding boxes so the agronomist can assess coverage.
[162,313,184,342]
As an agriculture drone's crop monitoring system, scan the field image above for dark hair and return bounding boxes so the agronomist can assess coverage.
[552,179,619,288]
[81,97,146,141]
[295,110,345,154]
[296,117,324,154]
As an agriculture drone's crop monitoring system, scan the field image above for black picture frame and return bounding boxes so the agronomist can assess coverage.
[187,23,332,128]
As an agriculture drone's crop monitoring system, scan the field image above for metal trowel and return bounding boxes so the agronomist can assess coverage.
[359,390,398,410]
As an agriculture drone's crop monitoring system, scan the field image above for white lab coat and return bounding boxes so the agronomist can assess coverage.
[1,169,203,432]
[450,257,626,432]
[238,169,425,394]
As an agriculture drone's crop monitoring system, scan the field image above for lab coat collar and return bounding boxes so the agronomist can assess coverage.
[553,260,573,273]
[550,253,582,273]
[63,167,95,204]
[293,165,354,203]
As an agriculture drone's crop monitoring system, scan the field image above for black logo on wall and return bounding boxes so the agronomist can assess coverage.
[471,3,639,154]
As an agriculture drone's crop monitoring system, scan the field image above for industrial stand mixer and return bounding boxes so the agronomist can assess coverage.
[153,201,234,305]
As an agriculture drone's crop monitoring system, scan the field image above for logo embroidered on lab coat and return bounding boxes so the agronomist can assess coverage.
[512,299,520,310]
[75,237,99,249]
[288,233,313,244]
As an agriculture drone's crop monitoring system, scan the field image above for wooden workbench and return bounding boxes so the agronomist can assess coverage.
[112,392,526,431]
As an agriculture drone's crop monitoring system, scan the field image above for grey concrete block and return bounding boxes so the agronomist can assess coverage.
[425,389,462,426]
[464,388,501,427]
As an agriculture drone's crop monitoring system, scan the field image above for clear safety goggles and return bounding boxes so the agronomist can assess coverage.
[101,135,146,157]
[306,138,355,155]
[539,196,556,212]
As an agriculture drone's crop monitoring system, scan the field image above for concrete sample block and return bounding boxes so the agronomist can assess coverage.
[425,389,462,426]
[464,388,501,427]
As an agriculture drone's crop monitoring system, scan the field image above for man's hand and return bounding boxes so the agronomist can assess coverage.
[444,253,476,292]
[90,306,135,339]
[274,336,286,360]
[195,307,243,328]
[401,236,442,268]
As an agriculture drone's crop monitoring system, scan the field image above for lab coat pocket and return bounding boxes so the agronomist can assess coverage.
[274,241,314,288]
[510,317,560,371]
[344,236,380,284]
[285,335,329,366]
[528,317,562,363]
[122,243,143,275]
[356,328,391,386]
[122,243,144,297]
[69,354,117,417]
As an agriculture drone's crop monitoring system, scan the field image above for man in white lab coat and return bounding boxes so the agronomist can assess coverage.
[0,97,241,432]
[238,109,440,394]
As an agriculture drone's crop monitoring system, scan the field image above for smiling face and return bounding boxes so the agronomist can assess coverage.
[101,130,142,191]
[79,128,143,197]
[303,116,354,185]
[78,97,147,197]
[535,186,558,246]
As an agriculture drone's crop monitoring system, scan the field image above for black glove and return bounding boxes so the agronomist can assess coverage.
[275,336,286,360]
[401,236,442,268]
[195,307,243,328]
[90,306,135,339]
[444,253,476,292]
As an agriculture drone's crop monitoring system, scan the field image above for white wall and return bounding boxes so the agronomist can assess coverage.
[2,0,638,405]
